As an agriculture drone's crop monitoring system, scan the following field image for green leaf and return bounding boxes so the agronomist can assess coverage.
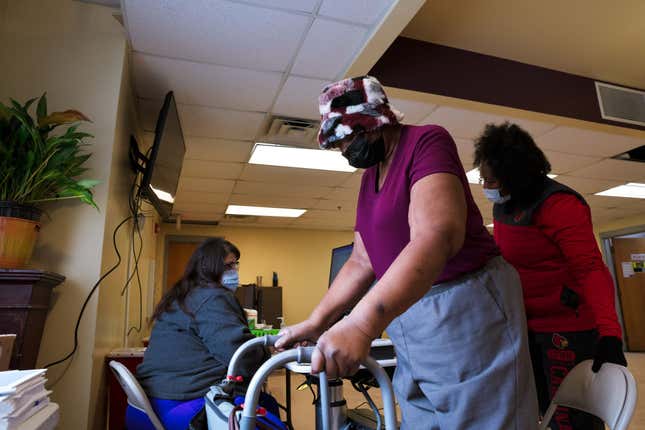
[76,179,100,189]
[36,93,47,120]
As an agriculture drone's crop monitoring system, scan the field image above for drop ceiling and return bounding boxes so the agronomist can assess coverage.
[121,0,645,231]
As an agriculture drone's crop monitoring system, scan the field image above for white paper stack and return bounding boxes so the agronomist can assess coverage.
[0,370,50,430]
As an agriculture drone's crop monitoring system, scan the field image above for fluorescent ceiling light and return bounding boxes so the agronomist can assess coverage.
[225,205,306,218]
[596,183,645,199]
[151,186,174,203]
[486,223,494,228]
[466,168,557,185]
[249,143,356,173]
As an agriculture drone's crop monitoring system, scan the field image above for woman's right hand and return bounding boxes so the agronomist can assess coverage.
[274,319,324,351]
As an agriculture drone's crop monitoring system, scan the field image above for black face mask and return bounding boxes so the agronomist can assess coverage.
[342,133,385,169]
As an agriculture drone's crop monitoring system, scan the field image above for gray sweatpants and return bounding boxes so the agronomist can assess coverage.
[386,256,538,429]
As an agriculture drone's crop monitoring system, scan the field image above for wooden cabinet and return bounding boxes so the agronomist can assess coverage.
[0,269,64,369]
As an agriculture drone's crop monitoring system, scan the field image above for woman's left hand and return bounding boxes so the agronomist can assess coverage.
[310,317,373,378]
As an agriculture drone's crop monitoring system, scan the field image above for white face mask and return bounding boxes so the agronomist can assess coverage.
[483,188,511,204]
[221,269,240,292]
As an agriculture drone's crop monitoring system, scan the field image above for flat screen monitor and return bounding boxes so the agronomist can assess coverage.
[140,91,185,219]
[329,243,353,287]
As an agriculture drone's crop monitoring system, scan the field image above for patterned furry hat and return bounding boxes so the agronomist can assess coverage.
[317,75,403,149]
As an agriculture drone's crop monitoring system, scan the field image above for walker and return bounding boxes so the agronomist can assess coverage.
[210,335,398,430]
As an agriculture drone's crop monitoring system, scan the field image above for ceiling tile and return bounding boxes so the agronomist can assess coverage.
[543,150,600,174]
[300,208,355,221]
[177,177,235,194]
[272,76,328,120]
[174,191,230,206]
[291,19,368,80]
[313,197,358,212]
[318,0,393,26]
[326,187,360,201]
[338,172,363,190]
[256,217,298,226]
[138,99,265,139]
[181,160,244,179]
[132,53,282,111]
[123,0,310,71]
[585,194,645,210]
[179,104,266,140]
[228,194,316,209]
[233,181,333,199]
[388,97,437,125]
[455,138,475,166]
[554,176,624,195]
[590,206,644,223]
[567,159,645,182]
[173,201,227,213]
[423,106,555,140]
[536,126,645,157]
[240,0,318,13]
[239,164,351,187]
[185,137,254,163]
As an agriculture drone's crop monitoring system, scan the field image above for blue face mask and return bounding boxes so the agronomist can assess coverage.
[221,270,239,292]
[483,187,511,204]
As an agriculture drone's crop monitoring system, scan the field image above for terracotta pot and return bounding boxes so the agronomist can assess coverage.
[0,202,42,269]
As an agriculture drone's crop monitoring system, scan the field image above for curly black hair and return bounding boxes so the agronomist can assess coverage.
[473,122,551,209]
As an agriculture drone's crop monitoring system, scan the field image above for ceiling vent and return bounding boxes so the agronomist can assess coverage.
[259,116,319,148]
[595,82,645,127]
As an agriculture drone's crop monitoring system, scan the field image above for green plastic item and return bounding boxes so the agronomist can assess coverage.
[251,329,280,337]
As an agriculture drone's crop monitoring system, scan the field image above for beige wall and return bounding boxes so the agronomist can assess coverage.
[0,1,153,429]
[155,225,354,327]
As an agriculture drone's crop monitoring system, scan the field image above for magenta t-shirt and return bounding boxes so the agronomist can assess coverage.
[355,124,499,284]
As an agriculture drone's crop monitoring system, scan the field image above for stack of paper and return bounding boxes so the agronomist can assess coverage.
[0,370,50,430]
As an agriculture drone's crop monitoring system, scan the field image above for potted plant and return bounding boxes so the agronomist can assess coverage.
[0,93,99,268]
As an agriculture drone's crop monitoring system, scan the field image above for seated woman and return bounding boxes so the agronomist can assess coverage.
[126,237,269,430]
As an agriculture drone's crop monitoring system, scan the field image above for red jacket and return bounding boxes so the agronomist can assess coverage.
[494,183,622,338]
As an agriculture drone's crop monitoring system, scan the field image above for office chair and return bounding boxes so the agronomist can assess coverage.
[539,359,637,430]
[109,360,165,430]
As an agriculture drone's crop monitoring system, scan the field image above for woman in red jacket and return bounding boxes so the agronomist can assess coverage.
[473,123,627,430]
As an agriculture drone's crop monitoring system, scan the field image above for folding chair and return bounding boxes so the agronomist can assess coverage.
[539,360,637,430]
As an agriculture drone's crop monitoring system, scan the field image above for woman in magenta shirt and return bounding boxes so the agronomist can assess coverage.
[276,76,538,429]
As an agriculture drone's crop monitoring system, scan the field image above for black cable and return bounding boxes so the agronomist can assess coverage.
[123,169,145,336]
[127,216,144,336]
[46,147,152,368]
[44,215,131,369]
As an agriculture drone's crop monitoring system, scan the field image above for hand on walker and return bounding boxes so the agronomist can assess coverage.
[274,318,323,350]
[310,317,372,378]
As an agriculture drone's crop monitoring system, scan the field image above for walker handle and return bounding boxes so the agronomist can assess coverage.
[239,347,398,430]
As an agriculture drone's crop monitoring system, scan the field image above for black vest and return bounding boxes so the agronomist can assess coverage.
[493,179,587,226]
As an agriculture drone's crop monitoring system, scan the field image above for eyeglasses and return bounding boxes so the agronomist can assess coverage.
[224,261,240,271]
[479,176,500,188]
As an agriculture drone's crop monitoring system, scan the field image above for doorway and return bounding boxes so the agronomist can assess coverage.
[601,227,645,351]
[163,235,208,293]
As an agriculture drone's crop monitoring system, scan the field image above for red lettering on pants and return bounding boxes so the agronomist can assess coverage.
[547,349,576,363]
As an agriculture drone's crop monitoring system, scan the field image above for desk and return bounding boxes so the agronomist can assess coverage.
[106,348,145,430]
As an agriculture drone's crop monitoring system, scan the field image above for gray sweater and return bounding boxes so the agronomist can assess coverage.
[136,286,267,400]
